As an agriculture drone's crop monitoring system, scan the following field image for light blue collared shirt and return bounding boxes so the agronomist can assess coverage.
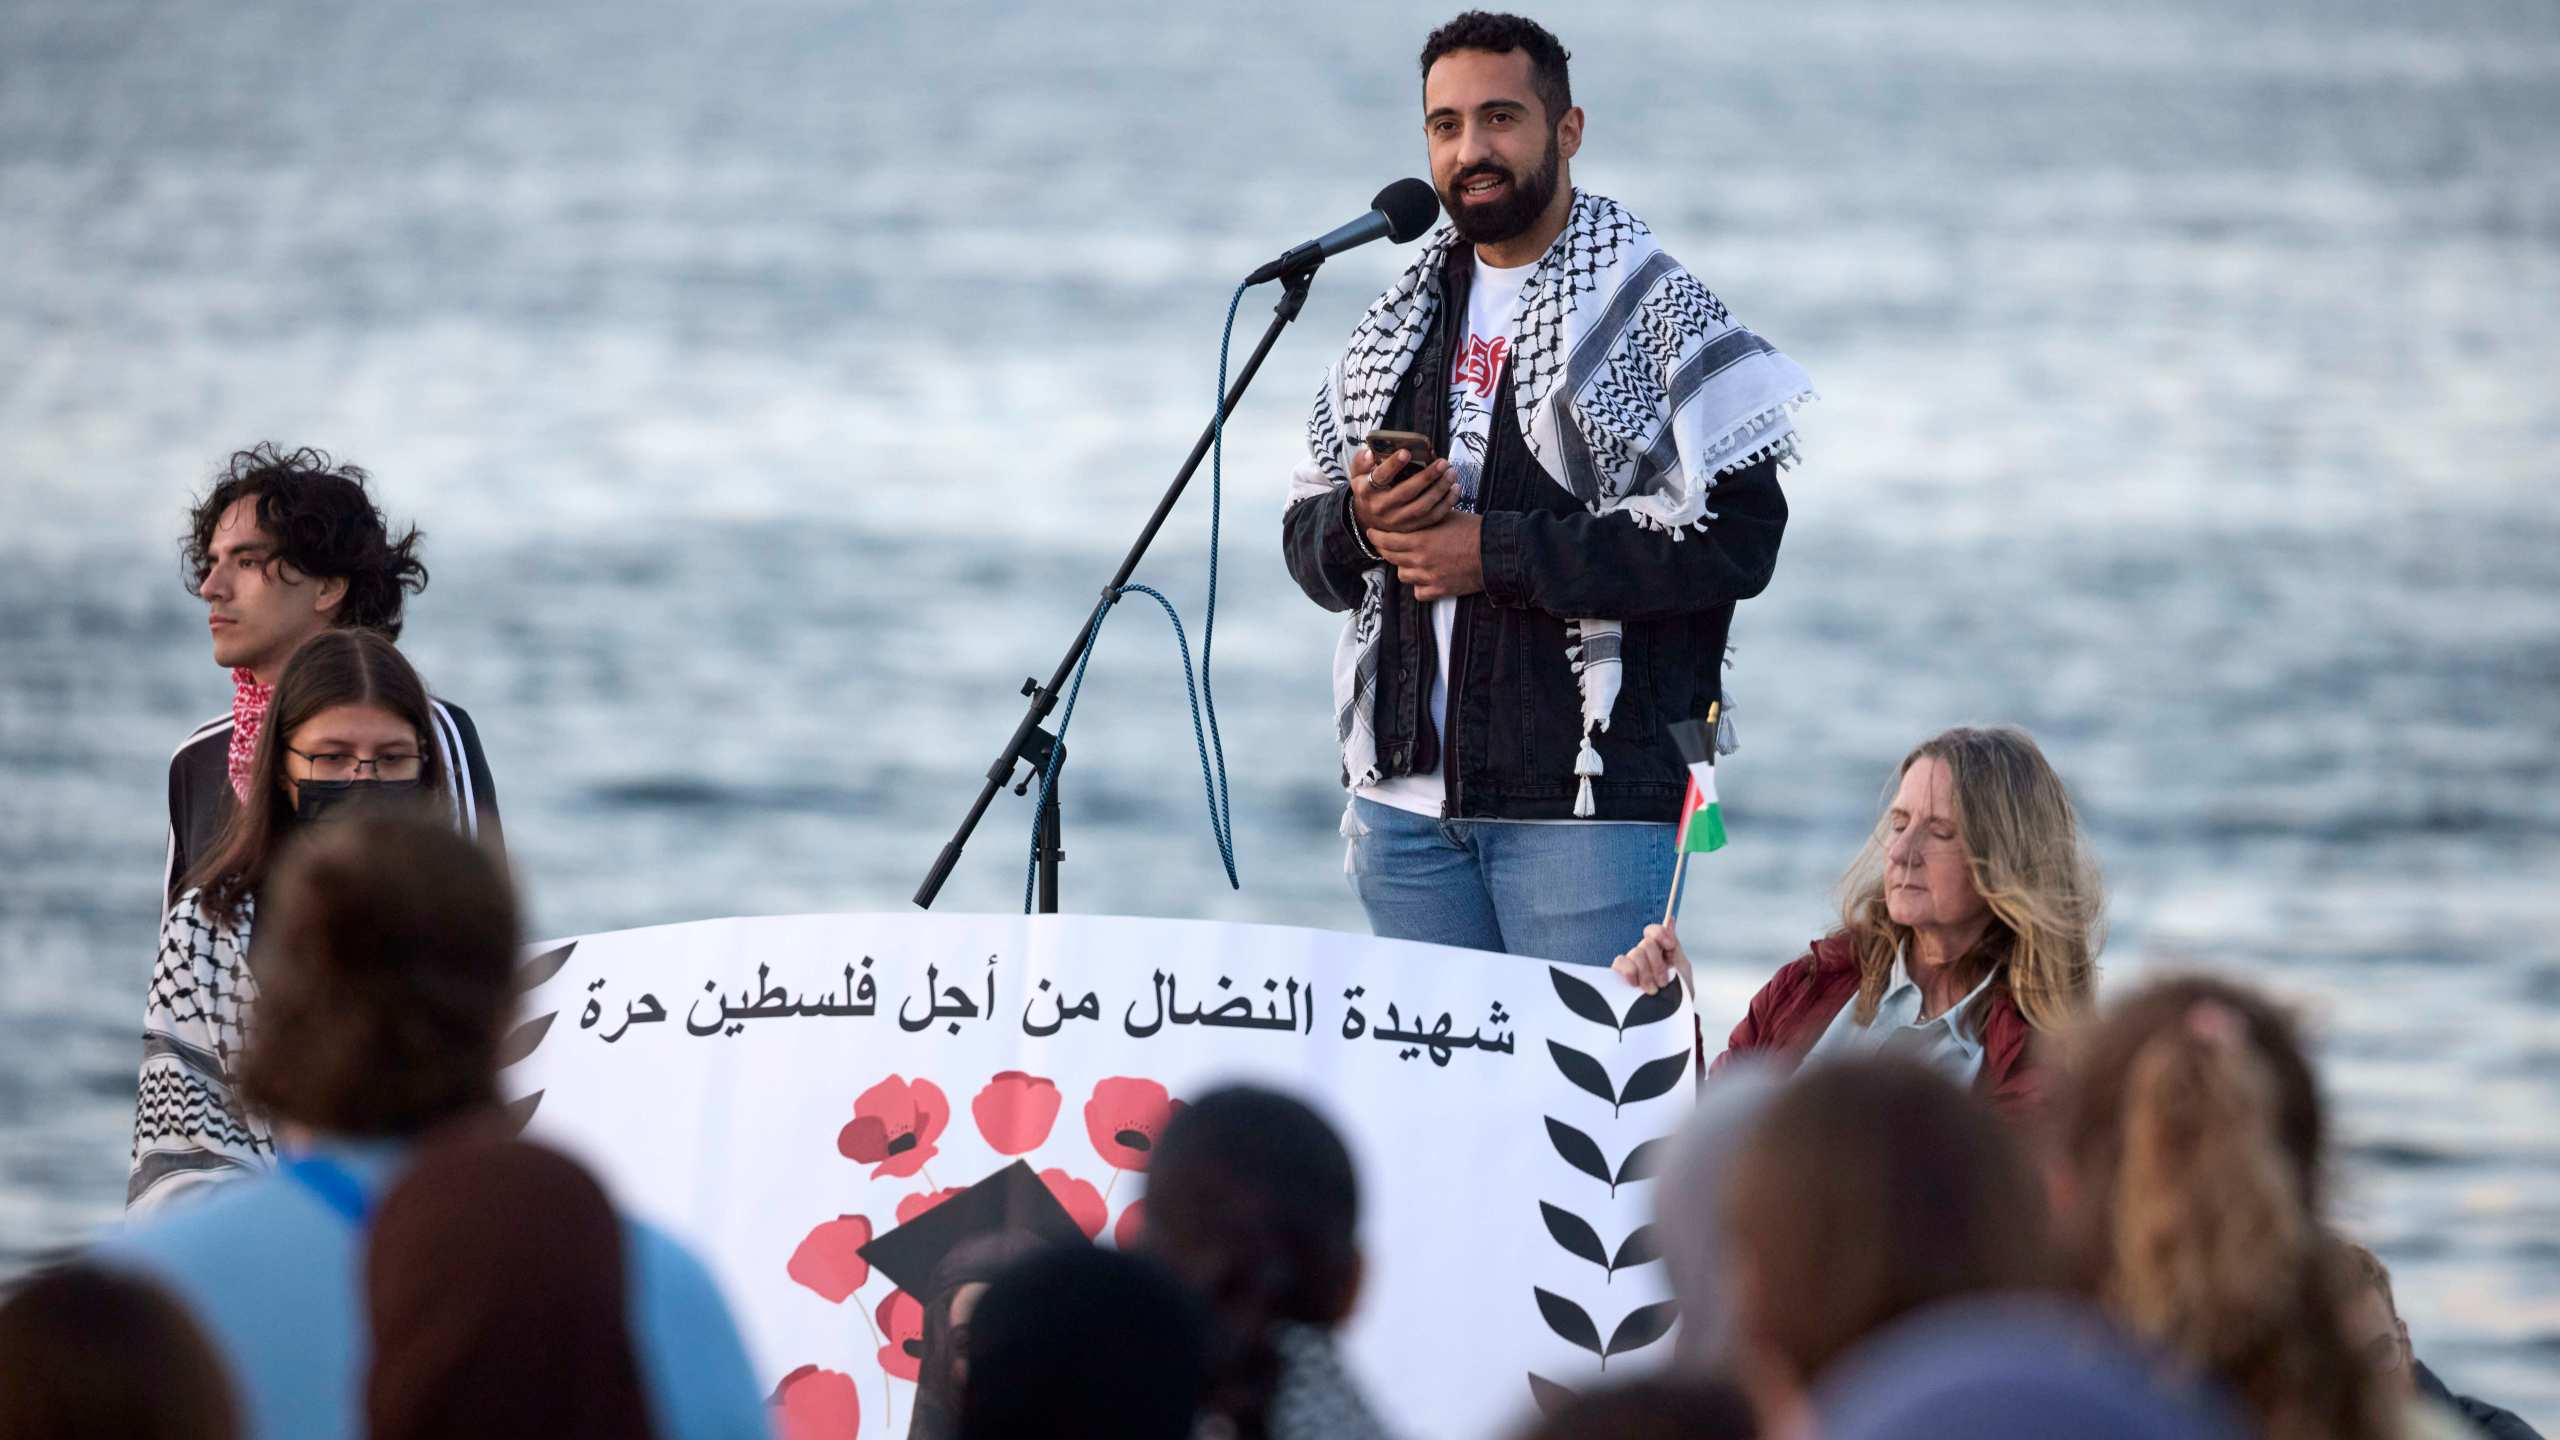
[97,1137,771,1440]
[1801,950,1998,1086]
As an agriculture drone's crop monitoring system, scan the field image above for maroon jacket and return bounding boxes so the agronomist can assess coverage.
[1706,933,2049,1120]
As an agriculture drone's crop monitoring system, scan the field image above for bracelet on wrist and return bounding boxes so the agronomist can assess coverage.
[1343,491,1384,563]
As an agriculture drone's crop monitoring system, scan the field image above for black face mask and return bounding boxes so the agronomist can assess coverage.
[292,778,425,825]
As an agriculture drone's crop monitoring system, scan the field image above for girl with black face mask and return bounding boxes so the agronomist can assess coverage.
[130,630,452,1215]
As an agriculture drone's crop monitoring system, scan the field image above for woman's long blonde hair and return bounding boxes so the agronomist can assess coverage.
[1836,726,2104,1032]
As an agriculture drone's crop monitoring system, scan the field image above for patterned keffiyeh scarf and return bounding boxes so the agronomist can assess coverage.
[1289,190,1814,814]
[1264,1322,1393,1440]
[227,669,272,803]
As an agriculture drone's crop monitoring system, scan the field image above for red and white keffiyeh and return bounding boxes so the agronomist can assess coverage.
[225,669,273,803]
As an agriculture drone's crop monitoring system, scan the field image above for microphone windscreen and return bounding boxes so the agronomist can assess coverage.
[1373,177,1442,243]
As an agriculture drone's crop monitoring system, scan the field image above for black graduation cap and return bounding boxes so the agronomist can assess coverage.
[857,1159,1089,1297]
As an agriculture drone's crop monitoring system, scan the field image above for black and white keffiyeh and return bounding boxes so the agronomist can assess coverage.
[130,893,274,1215]
[1264,1322,1395,1440]
[1289,190,1813,814]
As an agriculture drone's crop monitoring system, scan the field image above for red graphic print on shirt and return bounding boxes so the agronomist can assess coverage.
[1452,333,1509,399]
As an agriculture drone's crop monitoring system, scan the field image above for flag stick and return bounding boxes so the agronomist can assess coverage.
[1661,700,1719,930]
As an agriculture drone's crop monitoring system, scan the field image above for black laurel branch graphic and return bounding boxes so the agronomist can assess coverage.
[1546,1040,1617,1109]
[1548,966,1682,1039]
[495,1009,555,1068]
[501,1089,544,1134]
[498,940,576,1136]
[1533,1288,1602,1358]
[1540,1203,1661,1285]
[516,939,579,992]
[1612,1223,1660,1273]
[1526,1373,1577,1419]
[1616,1050,1690,1109]
[1543,1117,1671,1199]
[1546,1040,1691,1118]
[1545,1116,1612,1187]
[1607,1299,1679,1359]
[1532,1288,1682,1371]
[1533,965,1686,1395]
[1614,1136,1667,1188]
[1539,1201,1609,1269]
[1620,983,1681,1033]
[1547,968,1620,1032]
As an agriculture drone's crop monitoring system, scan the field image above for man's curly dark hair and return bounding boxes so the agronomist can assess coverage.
[1419,12,1573,125]
[181,444,428,640]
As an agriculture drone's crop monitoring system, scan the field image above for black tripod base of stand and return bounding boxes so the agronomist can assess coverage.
[1021,723,1063,914]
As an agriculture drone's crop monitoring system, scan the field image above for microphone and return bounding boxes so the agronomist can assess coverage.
[1245,178,1441,285]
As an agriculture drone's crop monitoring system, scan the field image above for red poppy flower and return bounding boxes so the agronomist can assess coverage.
[771,1364,860,1440]
[837,1076,950,1180]
[894,1187,966,1226]
[876,1289,925,1382]
[971,1071,1063,1155]
[785,1215,873,1304]
[1113,1197,1147,1251]
[1083,1077,1184,1172]
[1038,1168,1106,1240]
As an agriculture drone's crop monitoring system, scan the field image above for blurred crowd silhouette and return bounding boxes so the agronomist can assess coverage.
[3,804,2542,1440]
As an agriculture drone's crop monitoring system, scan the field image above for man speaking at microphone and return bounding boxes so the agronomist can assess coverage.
[1282,12,1812,966]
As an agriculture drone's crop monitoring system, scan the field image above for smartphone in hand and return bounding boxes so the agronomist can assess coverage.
[1363,429,1436,472]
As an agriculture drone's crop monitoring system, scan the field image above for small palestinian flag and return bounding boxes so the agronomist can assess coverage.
[1668,716,1726,854]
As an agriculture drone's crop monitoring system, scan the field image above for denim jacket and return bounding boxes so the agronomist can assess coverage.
[1282,244,1789,821]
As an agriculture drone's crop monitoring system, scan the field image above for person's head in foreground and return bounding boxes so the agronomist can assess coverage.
[1810,1294,2248,1440]
[1140,1085,1382,1440]
[2053,974,2393,1440]
[1721,1056,2053,1431]
[109,818,771,1440]
[239,811,519,1140]
[1656,1059,1784,1374]
[0,1264,242,1440]
[911,1230,1053,1440]
[2327,1233,2547,1440]
[2334,1236,2417,1397]
[365,1137,654,1440]
[184,627,452,932]
[956,1245,1208,1440]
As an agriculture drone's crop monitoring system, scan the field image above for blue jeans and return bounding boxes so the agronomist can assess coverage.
[1348,796,1676,966]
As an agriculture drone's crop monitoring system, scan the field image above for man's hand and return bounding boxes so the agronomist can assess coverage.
[1349,445,1456,535]
[1369,514,1484,601]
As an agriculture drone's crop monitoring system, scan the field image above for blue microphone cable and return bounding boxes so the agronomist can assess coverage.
[1025,281,1248,912]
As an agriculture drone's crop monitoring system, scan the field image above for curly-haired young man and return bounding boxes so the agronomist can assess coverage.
[165,445,501,905]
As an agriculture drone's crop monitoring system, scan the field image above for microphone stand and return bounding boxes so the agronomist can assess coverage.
[914,261,1322,913]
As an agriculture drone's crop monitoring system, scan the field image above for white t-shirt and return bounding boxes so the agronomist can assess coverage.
[1359,253,1535,817]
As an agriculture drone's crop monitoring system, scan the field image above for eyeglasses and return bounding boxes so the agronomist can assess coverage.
[286,748,424,782]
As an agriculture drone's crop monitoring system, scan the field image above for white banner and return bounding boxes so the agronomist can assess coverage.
[503,913,1695,1439]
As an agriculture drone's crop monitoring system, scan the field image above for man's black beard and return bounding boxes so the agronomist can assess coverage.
[1441,127,1562,247]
